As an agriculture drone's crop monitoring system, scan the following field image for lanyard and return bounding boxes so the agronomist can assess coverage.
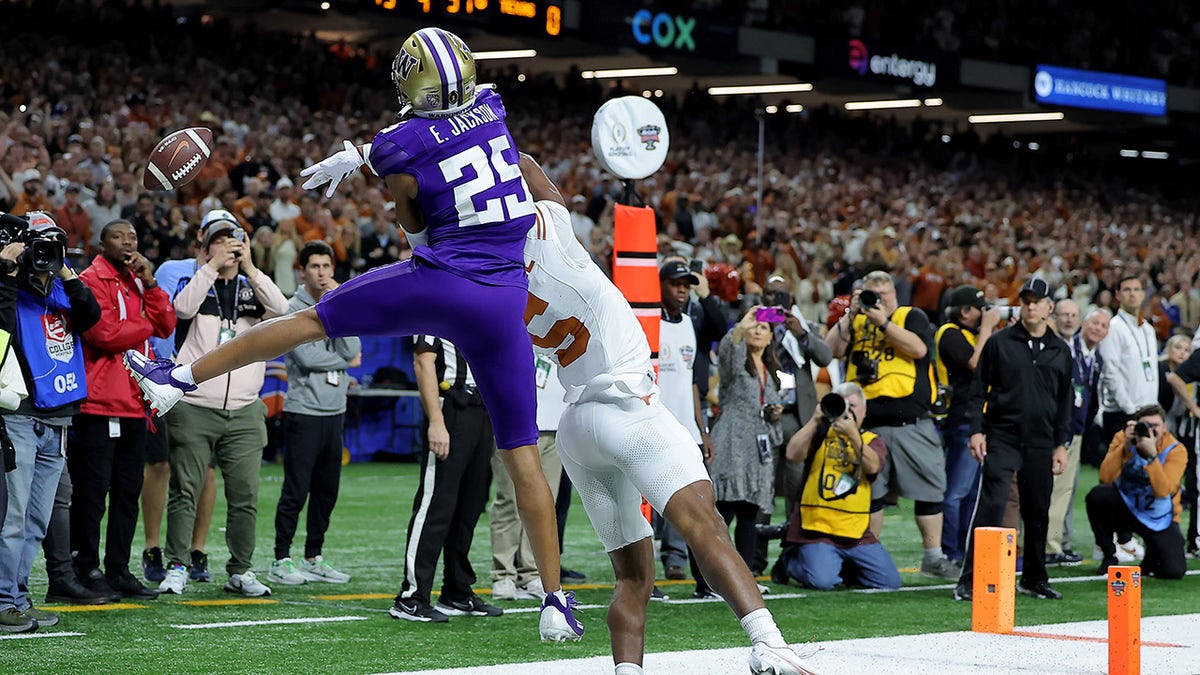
[1119,311,1151,360]
[756,362,767,406]
[212,277,241,326]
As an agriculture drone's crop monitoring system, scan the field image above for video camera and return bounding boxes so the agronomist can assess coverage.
[19,212,67,274]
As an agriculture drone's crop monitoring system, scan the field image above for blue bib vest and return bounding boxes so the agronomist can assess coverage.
[1117,441,1179,531]
[15,283,87,409]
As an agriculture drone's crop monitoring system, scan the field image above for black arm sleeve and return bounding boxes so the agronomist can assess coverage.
[64,277,102,334]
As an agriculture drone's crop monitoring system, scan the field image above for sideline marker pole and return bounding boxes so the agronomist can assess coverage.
[1107,565,1141,675]
[971,527,1016,634]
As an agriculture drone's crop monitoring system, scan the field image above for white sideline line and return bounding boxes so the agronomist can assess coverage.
[0,631,85,640]
[172,615,369,629]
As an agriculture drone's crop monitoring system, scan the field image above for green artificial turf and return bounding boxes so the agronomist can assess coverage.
[1,462,1195,674]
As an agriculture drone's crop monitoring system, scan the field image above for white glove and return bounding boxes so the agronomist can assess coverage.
[300,140,370,199]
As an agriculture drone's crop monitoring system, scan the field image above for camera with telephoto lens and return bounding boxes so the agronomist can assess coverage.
[997,305,1020,321]
[859,289,880,310]
[850,350,879,383]
[1133,421,1152,439]
[820,393,847,419]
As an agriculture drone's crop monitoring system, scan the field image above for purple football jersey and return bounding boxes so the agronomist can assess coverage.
[368,88,535,288]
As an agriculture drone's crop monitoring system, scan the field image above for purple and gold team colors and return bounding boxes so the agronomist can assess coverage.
[314,86,538,450]
[370,88,535,288]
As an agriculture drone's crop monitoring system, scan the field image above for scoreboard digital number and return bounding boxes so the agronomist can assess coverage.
[373,0,564,38]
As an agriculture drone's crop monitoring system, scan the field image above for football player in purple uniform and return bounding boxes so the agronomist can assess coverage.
[124,27,581,642]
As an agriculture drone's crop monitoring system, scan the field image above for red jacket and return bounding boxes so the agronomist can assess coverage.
[79,255,177,417]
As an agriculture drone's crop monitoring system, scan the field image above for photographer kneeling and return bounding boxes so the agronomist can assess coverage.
[1086,404,1188,579]
[777,384,901,590]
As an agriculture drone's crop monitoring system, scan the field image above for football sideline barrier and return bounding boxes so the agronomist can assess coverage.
[971,526,1142,674]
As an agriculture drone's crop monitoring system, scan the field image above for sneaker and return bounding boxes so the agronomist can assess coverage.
[664,564,688,580]
[436,593,503,617]
[693,588,724,601]
[23,606,59,628]
[189,550,212,582]
[45,575,110,605]
[0,606,37,633]
[1045,551,1084,566]
[560,567,587,581]
[123,350,195,416]
[748,643,820,675]
[143,547,166,583]
[539,591,585,642]
[953,580,972,601]
[224,570,271,597]
[519,578,546,601]
[650,585,669,601]
[159,564,188,595]
[268,558,307,586]
[298,556,351,583]
[1017,579,1063,600]
[80,568,123,603]
[491,578,520,601]
[755,523,788,541]
[920,556,960,580]
[1115,536,1144,563]
[389,598,449,623]
[108,572,160,600]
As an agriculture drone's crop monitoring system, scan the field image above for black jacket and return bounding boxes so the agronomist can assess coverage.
[967,321,1072,448]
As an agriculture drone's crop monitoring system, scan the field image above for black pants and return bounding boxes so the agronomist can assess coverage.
[960,437,1054,586]
[274,412,345,560]
[1101,412,1132,457]
[43,465,73,580]
[67,414,147,576]
[398,399,493,605]
[716,500,761,571]
[1085,483,1187,579]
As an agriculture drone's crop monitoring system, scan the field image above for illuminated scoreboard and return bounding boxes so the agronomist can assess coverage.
[371,0,566,38]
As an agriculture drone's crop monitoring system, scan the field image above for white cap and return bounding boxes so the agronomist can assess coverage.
[276,176,294,189]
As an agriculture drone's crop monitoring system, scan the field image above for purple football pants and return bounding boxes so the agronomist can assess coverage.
[315,258,538,450]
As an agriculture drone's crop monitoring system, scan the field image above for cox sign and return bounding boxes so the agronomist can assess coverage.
[631,10,696,51]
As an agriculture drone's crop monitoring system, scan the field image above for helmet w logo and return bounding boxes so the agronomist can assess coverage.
[396,50,421,81]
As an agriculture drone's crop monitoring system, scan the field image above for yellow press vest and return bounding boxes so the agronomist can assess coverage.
[934,323,976,387]
[798,429,879,539]
[846,307,932,403]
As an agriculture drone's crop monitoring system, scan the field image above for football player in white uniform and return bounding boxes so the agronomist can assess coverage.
[519,154,819,675]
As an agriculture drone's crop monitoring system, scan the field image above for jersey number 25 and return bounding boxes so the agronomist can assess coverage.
[438,135,535,227]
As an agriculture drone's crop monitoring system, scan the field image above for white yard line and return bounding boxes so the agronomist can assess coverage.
[383,613,1200,675]
[171,616,369,630]
[0,631,85,640]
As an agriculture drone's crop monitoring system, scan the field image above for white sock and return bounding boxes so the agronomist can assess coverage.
[552,589,568,604]
[923,547,944,563]
[740,608,786,648]
[172,363,196,386]
[614,664,644,675]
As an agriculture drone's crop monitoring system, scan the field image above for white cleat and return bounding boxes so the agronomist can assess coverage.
[123,350,193,416]
[749,643,821,675]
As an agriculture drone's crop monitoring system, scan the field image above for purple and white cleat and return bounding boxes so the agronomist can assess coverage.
[123,350,196,416]
[539,590,584,642]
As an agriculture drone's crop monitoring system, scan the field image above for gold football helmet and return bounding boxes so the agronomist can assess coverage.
[392,27,477,119]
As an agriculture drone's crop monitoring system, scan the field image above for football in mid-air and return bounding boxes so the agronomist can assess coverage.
[142,127,213,190]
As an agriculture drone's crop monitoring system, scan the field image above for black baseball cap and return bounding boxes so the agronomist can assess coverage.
[659,260,700,285]
[947,285,987,309]
[1019,278,1052,301]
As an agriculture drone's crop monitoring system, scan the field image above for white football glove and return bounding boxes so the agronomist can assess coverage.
[299,140,371,199]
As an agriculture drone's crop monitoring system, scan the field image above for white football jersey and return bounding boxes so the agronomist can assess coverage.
[524,201,655,401]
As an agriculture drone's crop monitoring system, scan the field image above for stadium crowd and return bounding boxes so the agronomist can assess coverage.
[0,0,1197,639]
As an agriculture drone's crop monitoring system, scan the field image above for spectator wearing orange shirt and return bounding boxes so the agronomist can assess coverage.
[10,171,53,217]
[911,259,951,318]
[54,185,92,252]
